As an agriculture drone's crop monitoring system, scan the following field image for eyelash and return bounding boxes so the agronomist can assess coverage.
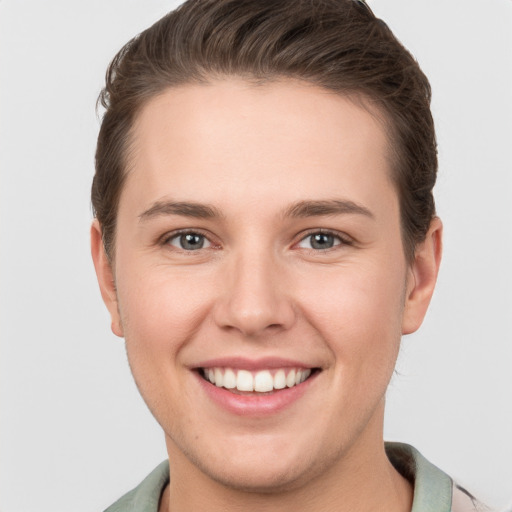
[160,229,215,252]
[159,228,353,252]
[297,229,353,250]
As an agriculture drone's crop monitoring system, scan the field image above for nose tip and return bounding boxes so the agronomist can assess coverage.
[223,301,292,337]
[213,257,296,337]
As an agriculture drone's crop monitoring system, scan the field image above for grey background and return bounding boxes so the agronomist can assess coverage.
[1,0,511,510]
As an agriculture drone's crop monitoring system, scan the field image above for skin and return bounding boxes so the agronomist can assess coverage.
[92,79,442,512]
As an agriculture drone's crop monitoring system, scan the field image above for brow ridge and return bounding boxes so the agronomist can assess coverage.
[139,201,222,221]
[138,198,373,222]
[283,199,374,219]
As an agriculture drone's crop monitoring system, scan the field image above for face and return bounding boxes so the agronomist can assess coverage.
[92,79,441,493]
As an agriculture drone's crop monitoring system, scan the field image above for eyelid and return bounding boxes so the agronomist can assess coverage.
[156,227,353,251]
[159,228,218,249]
[294,228,354,249]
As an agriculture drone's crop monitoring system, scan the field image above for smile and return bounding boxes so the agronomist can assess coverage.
[194,358,321,415]
[201,367,313,393]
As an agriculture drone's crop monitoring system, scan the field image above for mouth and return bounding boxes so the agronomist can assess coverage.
[197,366,320,395]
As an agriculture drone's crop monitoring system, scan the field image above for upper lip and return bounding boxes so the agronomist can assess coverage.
[193,356,317,371]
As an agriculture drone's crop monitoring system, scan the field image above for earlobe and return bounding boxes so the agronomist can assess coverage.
[402,217,443,335]
[90,220,124,338]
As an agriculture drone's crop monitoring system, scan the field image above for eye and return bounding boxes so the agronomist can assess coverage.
[167,232,211,251]
[297,232,344,250]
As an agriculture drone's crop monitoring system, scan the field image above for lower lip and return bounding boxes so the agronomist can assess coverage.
[194,371,318,416]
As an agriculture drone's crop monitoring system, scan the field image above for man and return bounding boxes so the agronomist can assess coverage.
[91,1,484,510]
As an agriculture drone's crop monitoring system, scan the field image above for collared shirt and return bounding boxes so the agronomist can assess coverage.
[103,442,485,512]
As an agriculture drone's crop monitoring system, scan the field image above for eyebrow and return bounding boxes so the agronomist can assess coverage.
[282,199,374,219]
[138,198,374,222]
[138,201,223,221]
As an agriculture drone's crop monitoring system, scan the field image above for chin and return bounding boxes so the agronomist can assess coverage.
[179,431,329,494]
[201,457,309,494]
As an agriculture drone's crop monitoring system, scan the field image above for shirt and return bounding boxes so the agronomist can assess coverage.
[103,442,485,512]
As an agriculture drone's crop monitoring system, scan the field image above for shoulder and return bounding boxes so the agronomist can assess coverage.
[452,484,492,512]
[103,461,169,512]
[385,442,491,512]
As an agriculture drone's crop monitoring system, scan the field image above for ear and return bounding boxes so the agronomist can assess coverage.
[402,217,443,335]
[90,220,124,337]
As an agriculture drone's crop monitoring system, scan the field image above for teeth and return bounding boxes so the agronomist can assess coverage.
[236,370,254,391]
[286,369,296,388]
[223,368,236,389]
[254,370,273,392]
[202,367,313,392]
[214,368,224,387]
[274,369,286,390]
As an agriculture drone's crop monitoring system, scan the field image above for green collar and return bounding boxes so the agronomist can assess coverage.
[386,442,453,512]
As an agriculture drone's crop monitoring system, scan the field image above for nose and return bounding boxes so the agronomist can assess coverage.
[213,249,296,338]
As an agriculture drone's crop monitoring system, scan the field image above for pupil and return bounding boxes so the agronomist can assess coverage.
[311,233,334,249]
[181,233,204,250]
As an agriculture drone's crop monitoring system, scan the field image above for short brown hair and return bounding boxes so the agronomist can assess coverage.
[92,0,437,262]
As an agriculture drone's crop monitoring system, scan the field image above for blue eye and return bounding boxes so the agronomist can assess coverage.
[298,232,342,250]
[168,232,211,251]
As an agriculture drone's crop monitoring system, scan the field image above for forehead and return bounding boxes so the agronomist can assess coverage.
[124,79,396,218]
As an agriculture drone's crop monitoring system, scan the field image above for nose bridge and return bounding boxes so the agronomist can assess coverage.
[214,240,295,336]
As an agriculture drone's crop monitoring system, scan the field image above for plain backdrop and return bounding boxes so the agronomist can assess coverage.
[1,0,511,511]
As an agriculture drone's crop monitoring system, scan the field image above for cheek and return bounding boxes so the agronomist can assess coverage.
[295,258,407,373]
[298,259,405,329]
[115,266,216,425]
[114,264,215,397]
[117,264,213,345]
